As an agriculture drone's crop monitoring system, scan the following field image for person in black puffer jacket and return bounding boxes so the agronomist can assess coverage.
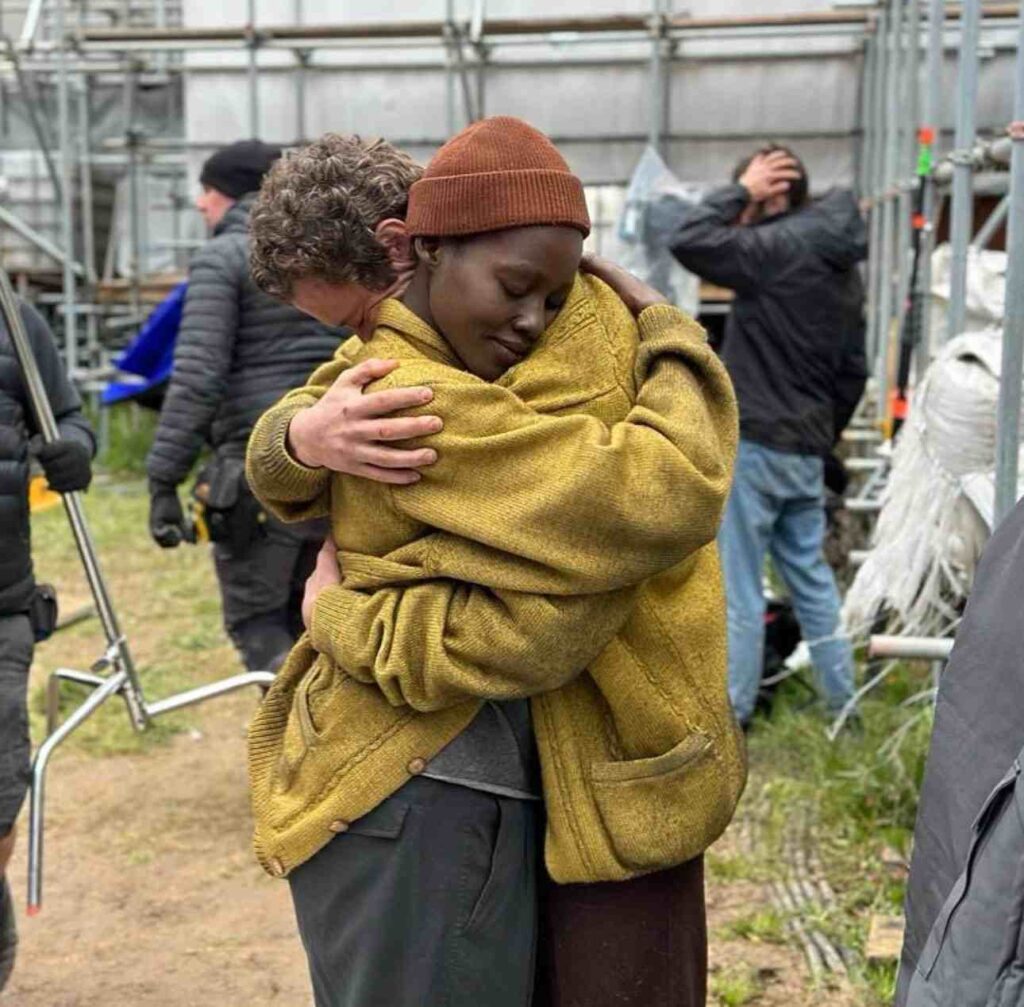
[0,300,96,992]
[146,140,345,673]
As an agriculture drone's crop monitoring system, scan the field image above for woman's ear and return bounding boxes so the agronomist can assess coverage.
[412,236,443,270]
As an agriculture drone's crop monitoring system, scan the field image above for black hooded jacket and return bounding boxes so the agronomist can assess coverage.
[146,193,345,488]
[0,302,95,615]
[671,184,868,457]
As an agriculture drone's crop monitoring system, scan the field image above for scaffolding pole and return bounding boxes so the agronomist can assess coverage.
[947,0,983,341]
[55,0,77,374]
[858,14,878,201]
[917,0,947,362]
[124,62,143,315]
[647,0,671,154]
[470,0,487,121]
[865,12,887,371]
[893,0,916,387]
[993,9,1024,525]
[875,0,901,419]
[293,0,307,146]
[246,0,259,137]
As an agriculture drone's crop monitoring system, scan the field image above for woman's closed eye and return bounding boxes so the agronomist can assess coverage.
[500,279,531,300]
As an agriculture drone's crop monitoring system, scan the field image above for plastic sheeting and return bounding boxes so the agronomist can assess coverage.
[605,145,701,317]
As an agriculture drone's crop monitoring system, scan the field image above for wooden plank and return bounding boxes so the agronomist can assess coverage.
[866,915,905,963]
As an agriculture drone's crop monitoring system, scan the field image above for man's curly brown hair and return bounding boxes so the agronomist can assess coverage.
[249,134,423,301]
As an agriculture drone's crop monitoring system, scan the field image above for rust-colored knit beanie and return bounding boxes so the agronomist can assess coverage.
[406,116,590,238]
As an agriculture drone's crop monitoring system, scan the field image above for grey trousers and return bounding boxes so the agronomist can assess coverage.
[288,777,539,1007]
[212,519,320,673]
[0,616,32,837]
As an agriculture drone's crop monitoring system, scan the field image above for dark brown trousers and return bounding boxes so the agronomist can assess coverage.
[534,857,707,1007]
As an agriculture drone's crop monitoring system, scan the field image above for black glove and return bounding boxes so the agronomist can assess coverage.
[36,438,93,494]
[149,483,187,548]
[823,453,850,498]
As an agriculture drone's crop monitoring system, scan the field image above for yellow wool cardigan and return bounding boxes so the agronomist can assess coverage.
[246,273,745,883]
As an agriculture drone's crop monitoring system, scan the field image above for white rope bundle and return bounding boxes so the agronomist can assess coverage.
[843,329,1007,636]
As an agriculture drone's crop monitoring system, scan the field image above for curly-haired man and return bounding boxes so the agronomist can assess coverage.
[247,134,446,483]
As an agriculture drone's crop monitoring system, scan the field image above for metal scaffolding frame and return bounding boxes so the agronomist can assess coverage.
[0,2,1016,387]
[0,2,880,378]
[854,0,1024,665]
[861,1,1015,378]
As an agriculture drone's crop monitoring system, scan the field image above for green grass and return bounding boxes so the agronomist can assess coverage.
[28,476,242,756]
[711,965,767,1006]
[717,907,788,945]
[734,666,933,1003]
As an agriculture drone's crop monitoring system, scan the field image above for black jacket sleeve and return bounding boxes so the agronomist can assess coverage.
[833,318,868,441]
[21,301,96,455]
[146,237,241,488]
[669,183,801,294]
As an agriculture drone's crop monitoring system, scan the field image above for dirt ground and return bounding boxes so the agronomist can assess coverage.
[5,691,311,1006]
[4,701,838,1007]
[2,484,864,1005]
[3,697,858,1007]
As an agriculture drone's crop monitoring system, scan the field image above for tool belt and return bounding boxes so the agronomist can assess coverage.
[190,454,267,554]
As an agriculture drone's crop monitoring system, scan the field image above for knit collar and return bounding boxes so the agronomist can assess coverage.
[374,298,463,369]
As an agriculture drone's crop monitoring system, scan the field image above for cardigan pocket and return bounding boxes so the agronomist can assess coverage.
[590,732,728,873]
[296,656,359,746]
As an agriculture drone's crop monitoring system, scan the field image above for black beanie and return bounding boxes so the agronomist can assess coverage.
[199,139,282,200]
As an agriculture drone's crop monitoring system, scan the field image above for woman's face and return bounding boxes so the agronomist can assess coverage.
[422,226,583,381]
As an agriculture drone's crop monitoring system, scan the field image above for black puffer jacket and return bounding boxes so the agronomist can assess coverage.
[146,194,345,488]
[671,185,868,457]
[0,302,95,615]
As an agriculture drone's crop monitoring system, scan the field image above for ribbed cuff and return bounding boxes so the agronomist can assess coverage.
[308,584,352,663]
[253,402,330,502]
[634,304,708,383]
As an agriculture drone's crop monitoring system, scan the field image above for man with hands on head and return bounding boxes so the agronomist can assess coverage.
[671,144,868,729]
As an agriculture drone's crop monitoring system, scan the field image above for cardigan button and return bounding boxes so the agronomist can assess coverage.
[407,757,427,775]
[269,857,286,877]
[328,819,349,834]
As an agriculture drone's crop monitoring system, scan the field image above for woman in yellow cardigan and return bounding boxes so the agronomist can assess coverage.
[246,119,742,1007]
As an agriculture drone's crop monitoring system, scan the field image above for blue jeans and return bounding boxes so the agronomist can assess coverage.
[720,440,854,725]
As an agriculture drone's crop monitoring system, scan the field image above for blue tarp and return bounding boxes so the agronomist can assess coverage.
[101,281,187,405]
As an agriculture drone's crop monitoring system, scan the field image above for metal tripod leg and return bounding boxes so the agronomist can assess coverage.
[28,670,128,913]
[144,671,276,717]
[46,668,107,736]
[29,667,276,911]
[0,266,283,911]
